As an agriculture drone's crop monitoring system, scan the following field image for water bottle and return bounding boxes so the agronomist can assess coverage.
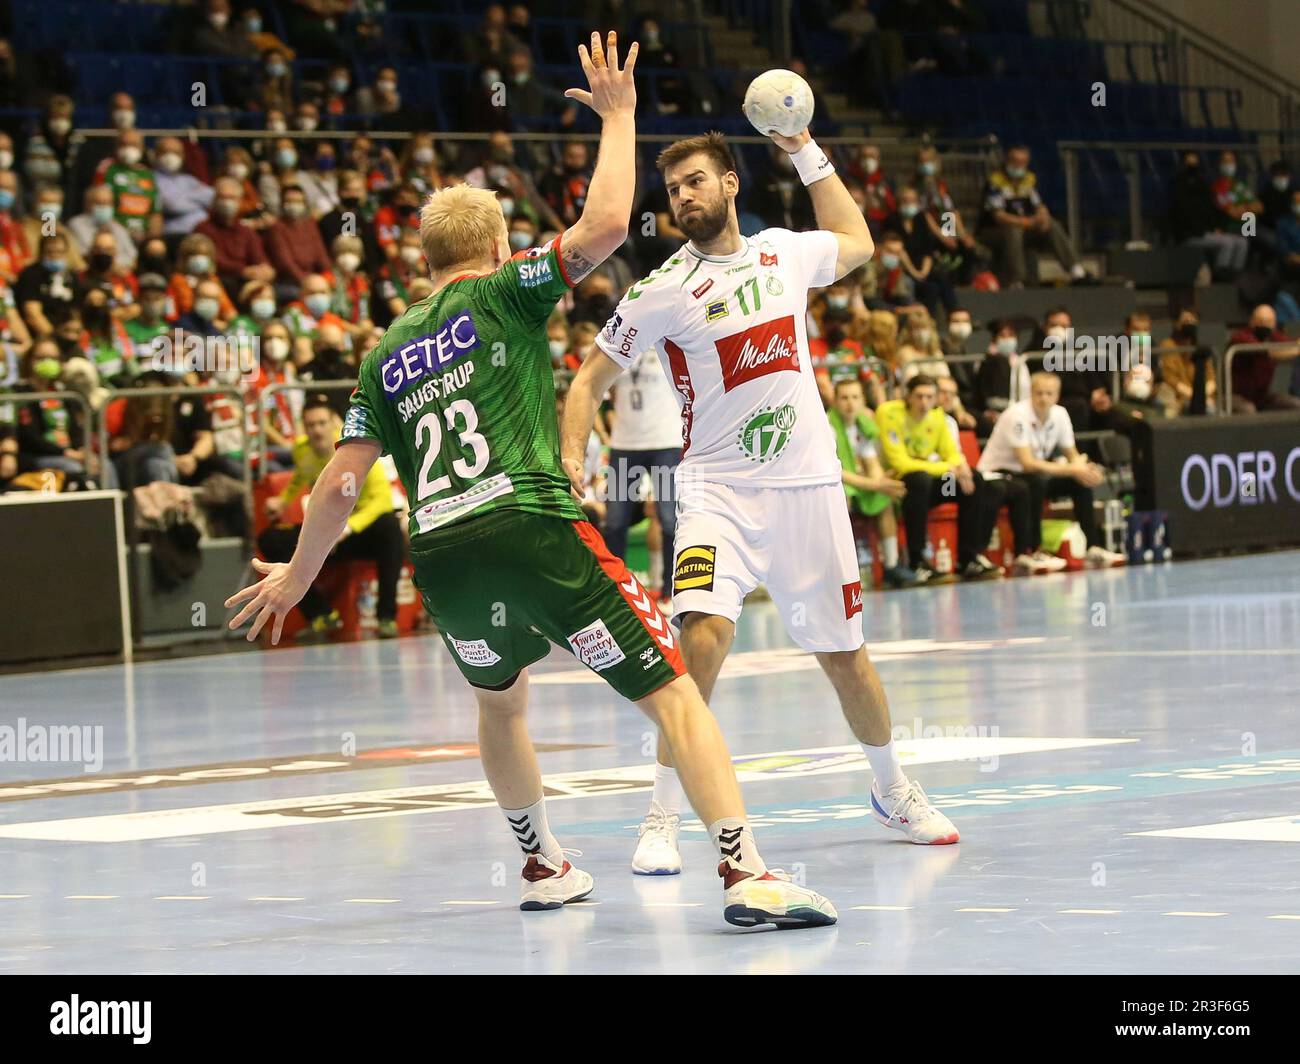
[935,538,953,575]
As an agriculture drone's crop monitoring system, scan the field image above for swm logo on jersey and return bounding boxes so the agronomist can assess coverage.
[673,545,716,593]
[737,404,797,463]
[518,246,555,288]
[379,310,480,396]
[715,315,800,392]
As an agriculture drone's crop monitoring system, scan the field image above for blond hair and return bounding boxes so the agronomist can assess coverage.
[419,185,503,272]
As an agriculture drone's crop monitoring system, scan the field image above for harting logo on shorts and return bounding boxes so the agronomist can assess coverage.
[673,545,716,593]
[567,619,626,671]
[715,315,800,391]
[842,580,863,619]
[449,637,502,668]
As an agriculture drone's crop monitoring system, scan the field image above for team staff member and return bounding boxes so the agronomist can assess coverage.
[258,393,406,638]
[875,373,1001,581]
[977,372,1126,569]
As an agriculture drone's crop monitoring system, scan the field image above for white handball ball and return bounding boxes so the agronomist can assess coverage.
[742,68,814,138]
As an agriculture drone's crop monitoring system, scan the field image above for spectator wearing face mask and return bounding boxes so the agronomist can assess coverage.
[896,308,949,383]
[1229,304,1300,413]
[941,306,978,403]
[325,234,372,340]
[197,177,276,295]
[373,182,422,264]
[914,147,982,281]
[974,319,1032,434]
[0,132,15,179]
[847,145,896,229]
[540,140,596,230]
[1276,187,1300,290]
[1167,152,1250,280]
[401,134,451,197]
[176,277,231,337]
[168,232,237,323]
[22,186,87,278]
[1260,160,1294,234]
[463,133,562,231]
[889,185,955,316]
[1211,151,1263,233]
[0,170,30,284]
[256,139,310,220]
[152,136,215,238]
[869,233,918,310]
[256,47,296,115]
[77,289,135,384]
[322,63,355,118]
[79,231,138,323]
[1158,310,1216,416]
[318,169,381,271]
[357,66,420,131]
[216,147,267,222]
[1040,306,1112,433]
[23,95,77,194]
[228,280,279,337]
[68,186,136,271]
[462,4,510,68]
[14,341,92,481]
[264,184,331,290]
[298,321,354,412]
[374,230,425,328]
[979,146,1090,287]
[93,130,160,243]
[249,319,299,470]
[16,234,78,338]
[1112,311,1168,421]
[293,139,340,218]
[125,274,171,363]
[283,274,351,346]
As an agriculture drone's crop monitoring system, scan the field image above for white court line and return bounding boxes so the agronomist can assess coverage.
[65,895,118,900]
[248,896,305,902]
[343,898,399,904]
[0,894,31,899]
[851,905,914,911]
[1163,911,1227,917]
[957,907,1019,913]
[441,900,497,906]
[154,895,210,901]
[1058,908,1122,915]
[1267,914,1300,921]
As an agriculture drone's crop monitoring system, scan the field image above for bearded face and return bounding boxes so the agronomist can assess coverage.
[665,157,734,244]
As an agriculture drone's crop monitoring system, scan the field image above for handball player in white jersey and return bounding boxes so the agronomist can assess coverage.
[561,128,960,875]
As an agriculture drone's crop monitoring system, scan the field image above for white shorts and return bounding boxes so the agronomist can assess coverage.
[670,480,865,653]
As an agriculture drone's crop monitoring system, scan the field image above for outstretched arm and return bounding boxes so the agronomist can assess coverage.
[561,349,625,494]
[768,129,875,279]
[226,439,383,644]
[557,30,640,284]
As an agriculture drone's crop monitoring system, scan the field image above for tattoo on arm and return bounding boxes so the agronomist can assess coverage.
[561,239,599,284]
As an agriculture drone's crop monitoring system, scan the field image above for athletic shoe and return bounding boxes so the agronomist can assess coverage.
[882,563,922,589]
[720,863,838,929]
[299,609,344,640]
[631,801,682,876]
[1085,545,1127,568]
[1014,551,1067,575]
[519,851,594,911]
[962,554,1003,581]
[377,619,399,639]
[911,562,936,585]
[870,779,961,844]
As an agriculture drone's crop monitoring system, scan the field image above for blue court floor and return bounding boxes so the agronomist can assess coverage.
[2,552,1298,974]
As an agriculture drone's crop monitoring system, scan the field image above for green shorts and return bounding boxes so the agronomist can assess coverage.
[408,508,685,701]
[853,490,892,517]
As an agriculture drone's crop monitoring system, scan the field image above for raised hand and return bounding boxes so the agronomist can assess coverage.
[225,557,311,645]
[564,30,638,119]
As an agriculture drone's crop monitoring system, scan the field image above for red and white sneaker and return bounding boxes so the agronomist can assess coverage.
[720,863,838,929]
[519,851,594,911]
[870,779,960,844]
[1085,545,1127,568]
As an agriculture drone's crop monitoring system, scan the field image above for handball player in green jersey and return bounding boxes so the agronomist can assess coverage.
[228,32,836,930]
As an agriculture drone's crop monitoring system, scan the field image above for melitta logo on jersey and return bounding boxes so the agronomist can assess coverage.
[380,311,480,396]
[842,580,863,619]
[715,315,800,391]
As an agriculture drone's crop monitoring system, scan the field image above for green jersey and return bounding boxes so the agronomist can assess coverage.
[341,237,584,541]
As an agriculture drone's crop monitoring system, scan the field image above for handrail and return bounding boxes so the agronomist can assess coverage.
[257,379,359,477]
[1222,342,1300,416]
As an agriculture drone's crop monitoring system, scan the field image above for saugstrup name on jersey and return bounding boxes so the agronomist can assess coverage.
[715,315,800,392]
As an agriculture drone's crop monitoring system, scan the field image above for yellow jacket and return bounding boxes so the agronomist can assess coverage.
[280,432,393,534]
[874,400,961,476]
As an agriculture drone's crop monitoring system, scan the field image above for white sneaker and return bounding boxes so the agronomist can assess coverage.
[1015,550,1067,575]
[519,851,594,911]
[1085,545,1127,568]
[631,802,682,876]
[870,779,960,845]
[720,864,838,929]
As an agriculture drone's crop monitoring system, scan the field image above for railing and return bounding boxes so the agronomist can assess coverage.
[0,390,96,487]
[256,379,359,465]
[1222,342,1300,415]
[1057,138,1297,246]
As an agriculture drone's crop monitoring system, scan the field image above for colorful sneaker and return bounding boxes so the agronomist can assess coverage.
[870,779,960,844]
[377,619,399,639]
[720,863,838,929]
[631,801,682,876]
[1014,551,1067,575]
[300,609,344,640]
[519,851,594,911]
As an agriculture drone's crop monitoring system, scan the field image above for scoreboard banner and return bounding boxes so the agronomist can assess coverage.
[1131,412,1300,554]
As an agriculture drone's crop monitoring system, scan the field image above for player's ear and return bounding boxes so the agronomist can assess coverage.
[723,170,740,198]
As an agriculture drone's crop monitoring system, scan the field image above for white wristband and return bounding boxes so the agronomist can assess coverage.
[790,139,834,186]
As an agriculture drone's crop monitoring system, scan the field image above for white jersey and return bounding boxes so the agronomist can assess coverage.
[595,228,841,488]
[609,348,683,451]
[976,399,1076,474]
